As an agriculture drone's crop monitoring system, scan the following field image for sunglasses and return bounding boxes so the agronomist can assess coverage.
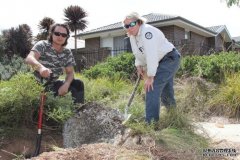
[53,32,68,38]
[124,21,137,29]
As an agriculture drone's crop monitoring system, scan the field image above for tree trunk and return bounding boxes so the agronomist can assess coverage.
[74,30,77,53]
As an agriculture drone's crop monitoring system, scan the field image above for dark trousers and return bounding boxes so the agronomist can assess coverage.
[145,49,180,123]
[49,79,84,104]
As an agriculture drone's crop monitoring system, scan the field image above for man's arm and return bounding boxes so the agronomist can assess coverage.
[57,66,74,96]
[64,66,74,86]
[25,51,51,78]
[25,51,42,70]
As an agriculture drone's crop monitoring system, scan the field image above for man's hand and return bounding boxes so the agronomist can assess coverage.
[58,66,74,96]
[39,66,52,78]
[144,76,154,92]
[137,66,145,78]
[25,51,52,78]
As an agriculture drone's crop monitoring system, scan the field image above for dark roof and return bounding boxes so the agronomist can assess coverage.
[207,25,225,33]
[206,25,232,42]
[141,13,177,22]
[80,22,122,35]
[78,13,178,36]
[78,13,216,36]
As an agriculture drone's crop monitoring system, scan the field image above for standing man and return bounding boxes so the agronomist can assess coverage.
[123,12,180,123]
[25,23,84,104]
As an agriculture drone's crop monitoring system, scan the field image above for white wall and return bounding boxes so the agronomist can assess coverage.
[101,37,116,56]
[67,37,85,49]
[100,37,113,48]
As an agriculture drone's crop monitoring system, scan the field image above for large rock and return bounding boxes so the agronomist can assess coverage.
[63,102,126,148]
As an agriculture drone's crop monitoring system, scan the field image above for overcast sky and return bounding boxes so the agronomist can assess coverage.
[0,0,239,38]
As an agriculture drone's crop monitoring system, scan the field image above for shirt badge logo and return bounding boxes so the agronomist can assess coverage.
[145,32,153,39]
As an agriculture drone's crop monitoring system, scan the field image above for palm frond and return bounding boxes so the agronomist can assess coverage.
[38,17,55,32]
[63,5,88,32]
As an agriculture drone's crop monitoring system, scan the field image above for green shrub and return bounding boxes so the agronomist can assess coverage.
[83,51,240,83]
[0,72,75,127]
[0,73,42,126]
[177,55,199,77]
[0,55,30,80]
[178,52,240,83]
[83,76,134,104]
[83,52,135,80]
[45,92,75,124]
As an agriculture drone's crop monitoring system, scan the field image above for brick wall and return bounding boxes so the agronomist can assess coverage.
[83,25,226,57]
[174,26,185,42]
[207,37,215,49]
[215,35,226,51]
[158,26,185,42]
[159,26,175,40]
[190,32,208,55]
[85,37,100,49]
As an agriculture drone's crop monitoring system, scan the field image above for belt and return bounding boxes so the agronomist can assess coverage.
[167,48,175,55]
[159,48,176,63]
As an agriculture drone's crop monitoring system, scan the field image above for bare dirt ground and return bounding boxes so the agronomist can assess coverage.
[30,116,240,160]
[0,126,63,160]
[0,130,194,160]
[194,116,240,160]
[0,116,239,160]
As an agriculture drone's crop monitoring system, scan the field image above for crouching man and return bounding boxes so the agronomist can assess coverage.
[25,23,84,103]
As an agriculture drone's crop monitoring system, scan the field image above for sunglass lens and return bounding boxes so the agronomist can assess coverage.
[124,24,130,29]
[54,32,61,36]
[124,21,137,29]
[130,21,136,27]
[54,32,68,38]
[61,33,68,38]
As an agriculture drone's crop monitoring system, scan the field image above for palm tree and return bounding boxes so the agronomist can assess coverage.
[35,17,55,41]
[17,24,33,58]
[225,0,239,7]
[2,24,32,58]
[64,5,88,51]
[0,35,5,58]
[2,28,16,57]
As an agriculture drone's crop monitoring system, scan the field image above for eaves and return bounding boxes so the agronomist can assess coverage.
[77,16,218,40]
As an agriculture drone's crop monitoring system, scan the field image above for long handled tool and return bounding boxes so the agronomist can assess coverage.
[32,74,53,157]
[32,91,46,157]
[122,75,141,124]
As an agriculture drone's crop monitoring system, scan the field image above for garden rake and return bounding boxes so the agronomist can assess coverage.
[122,75,141,124]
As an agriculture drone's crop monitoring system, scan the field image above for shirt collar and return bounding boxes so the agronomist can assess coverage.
[137,24,143,37]
[46,40,68,53]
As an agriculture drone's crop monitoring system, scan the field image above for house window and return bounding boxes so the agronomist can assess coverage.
[185,31,191,40]
[113,36,126,56]
[113,36,125,49]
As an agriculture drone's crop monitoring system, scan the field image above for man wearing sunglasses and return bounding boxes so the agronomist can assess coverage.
[123,12,180,124]
[25,23,84,104]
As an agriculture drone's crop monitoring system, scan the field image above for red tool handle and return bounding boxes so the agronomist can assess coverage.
[32,92,46,157]
[37,92,46,130]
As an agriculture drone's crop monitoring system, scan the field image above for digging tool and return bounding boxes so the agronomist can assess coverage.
[32,74,53,157]
[122,75,141,124]
[32,91,46,157]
